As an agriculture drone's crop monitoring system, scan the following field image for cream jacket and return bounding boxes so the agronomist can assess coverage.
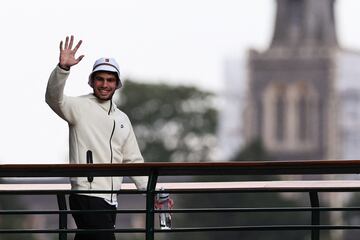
[46,65,147,203]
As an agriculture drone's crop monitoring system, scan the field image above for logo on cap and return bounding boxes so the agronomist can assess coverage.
[105,58,110,62]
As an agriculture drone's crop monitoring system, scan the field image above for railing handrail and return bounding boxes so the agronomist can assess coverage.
[1,161,360,240]
[1,159,360,177]
[3,180,360,191]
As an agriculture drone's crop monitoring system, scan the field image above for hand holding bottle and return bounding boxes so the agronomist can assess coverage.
[155,188,174,229]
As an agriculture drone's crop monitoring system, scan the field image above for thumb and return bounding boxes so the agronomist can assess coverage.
[76,55,85,63]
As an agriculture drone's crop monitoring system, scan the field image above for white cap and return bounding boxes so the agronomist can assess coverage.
[88,57,122,88]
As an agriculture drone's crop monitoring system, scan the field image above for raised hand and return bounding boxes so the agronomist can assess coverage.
[59,35,84,70]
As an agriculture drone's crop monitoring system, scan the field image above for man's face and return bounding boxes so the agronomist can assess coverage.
[92,71,118,100]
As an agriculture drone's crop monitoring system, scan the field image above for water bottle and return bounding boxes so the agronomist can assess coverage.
[157,188,172,230]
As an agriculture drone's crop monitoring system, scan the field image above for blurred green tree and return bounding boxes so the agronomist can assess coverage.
[115,80,308,240]
[116,80,217,162]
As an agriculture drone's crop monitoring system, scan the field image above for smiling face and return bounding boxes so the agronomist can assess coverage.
[92,71,118,100]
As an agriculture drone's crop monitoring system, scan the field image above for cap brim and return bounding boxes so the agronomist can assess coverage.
[93,65,118,74]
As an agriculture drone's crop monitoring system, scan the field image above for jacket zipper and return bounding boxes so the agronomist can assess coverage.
[108,101,113,115]
[109,119,116,203]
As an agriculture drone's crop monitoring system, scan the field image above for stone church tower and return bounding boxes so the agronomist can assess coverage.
[242,4,360,238]
[245,0,341,160]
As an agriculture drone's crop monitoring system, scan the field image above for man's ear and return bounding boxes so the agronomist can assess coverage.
[89,77,94,88]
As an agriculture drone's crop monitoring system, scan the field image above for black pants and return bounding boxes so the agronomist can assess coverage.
[69,194,117,240]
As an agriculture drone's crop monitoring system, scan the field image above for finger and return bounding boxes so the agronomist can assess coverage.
[64,36,69,49]
[169,199,174,208]
[73,40,82,53]
[59,41,63,52]
[69,35,74,49]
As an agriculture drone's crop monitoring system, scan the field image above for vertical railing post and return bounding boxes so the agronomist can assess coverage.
[146,170,158,240]
[309,191,320,240]
[57,193,67,240]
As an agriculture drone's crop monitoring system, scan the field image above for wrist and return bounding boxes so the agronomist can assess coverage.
[58,63,70,71]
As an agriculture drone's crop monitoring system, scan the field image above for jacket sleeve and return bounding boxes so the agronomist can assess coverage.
[122,123,148,190]
[45,65,80,125]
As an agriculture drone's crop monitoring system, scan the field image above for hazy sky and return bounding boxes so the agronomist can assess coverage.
[0,0,359,164]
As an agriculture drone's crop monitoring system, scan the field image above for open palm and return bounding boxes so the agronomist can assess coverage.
[59,35,84,70]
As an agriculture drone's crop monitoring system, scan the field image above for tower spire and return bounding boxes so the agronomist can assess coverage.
[271,0,338,48]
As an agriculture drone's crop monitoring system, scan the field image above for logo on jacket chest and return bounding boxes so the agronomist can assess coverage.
[115,120,127,132]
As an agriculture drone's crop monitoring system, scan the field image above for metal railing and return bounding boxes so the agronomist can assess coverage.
[0,160,360,240]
